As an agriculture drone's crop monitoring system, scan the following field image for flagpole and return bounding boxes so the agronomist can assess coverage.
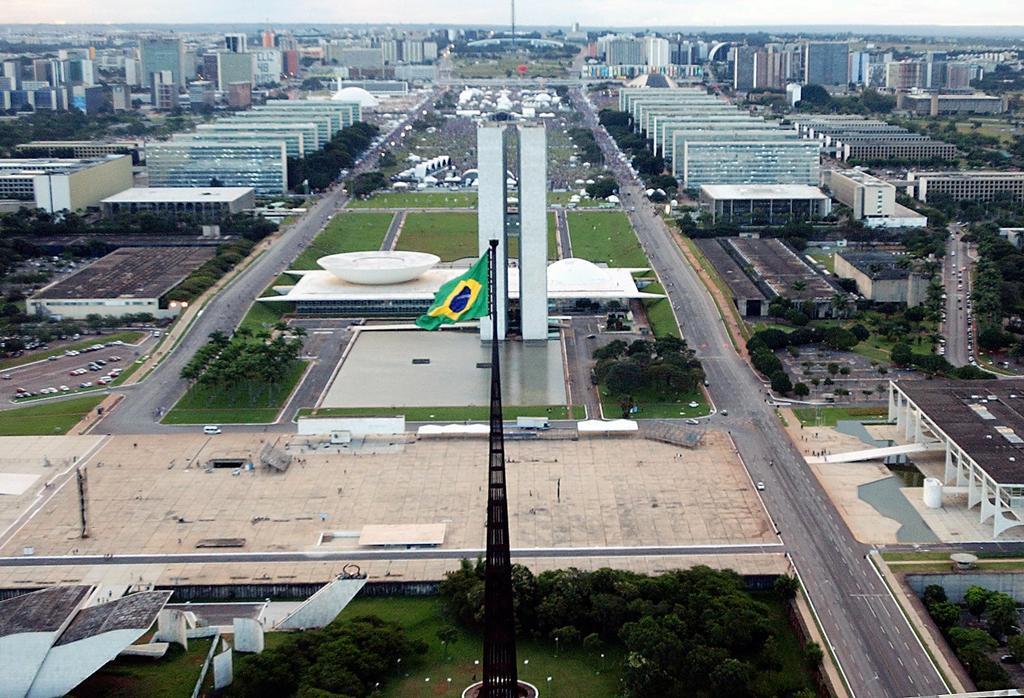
[481,238,519,697]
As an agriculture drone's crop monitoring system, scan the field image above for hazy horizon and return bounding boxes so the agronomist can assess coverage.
[4,0,1024,33]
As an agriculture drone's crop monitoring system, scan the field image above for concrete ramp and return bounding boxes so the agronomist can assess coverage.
[273,577,367,630]
[119,642,169,658]
[807,442,939,464]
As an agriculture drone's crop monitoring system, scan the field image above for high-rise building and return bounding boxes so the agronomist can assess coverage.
[151,70,179,110]
[804,42,849,85]
[147,140,286,193]
[224,33,248,53]
[476,123,549,342]
[227,82,252,109]
[124,58,142,86]
[733,46,756,90]
[140,37,185,87]
[606,37,644,66]
[216,51,253,92]
[849,51,871,85]
[885,61,926,90]
[252,49,282,86]
[261,29,276,49]
[644,37,670,69]
[380,39,400,65]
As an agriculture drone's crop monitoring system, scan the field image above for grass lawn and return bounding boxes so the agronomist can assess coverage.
[397,212,482,262]
[452,56,570,79]
[566,212,647,267]
[548,212,558,260]
[791,405,889,427]
[297,404,585,421]
[806,251,835,273]
[163,360,307,424]
[0,394,106,435]
[599,383,709,419]
[333,597,622,697]
[641,281,680,339]
[238,274,296,333]
[292,212,394,269]
[349,191,478,209]
[548,191,601,208]
[0,331,146,371]
[68,638,212,698]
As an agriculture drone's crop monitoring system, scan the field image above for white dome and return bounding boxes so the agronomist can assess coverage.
[332,86,379,108]
[318,251,439,285]
[547,258,614,292]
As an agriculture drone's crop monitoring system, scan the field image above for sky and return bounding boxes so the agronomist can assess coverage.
[5,0,1024,28]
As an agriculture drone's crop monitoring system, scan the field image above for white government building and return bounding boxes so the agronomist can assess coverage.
[261,123,662,339]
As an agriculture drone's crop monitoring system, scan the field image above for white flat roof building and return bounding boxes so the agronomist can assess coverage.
[263,256,661,317]
[101,186,256,220]
[699,184,832,224]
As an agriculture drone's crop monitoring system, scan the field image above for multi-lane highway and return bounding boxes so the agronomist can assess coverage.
[942,226,974,367]
[573,88,947,698]
[93,91,437,434]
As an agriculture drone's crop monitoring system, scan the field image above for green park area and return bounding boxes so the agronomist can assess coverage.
[68,638,213,698]
[292,212,394,269]
[548,212,558,260]
[298,404,585,421]
[595,337,709,420]
[452,55,571,78]
[640,281,680,339]
[0,394,105,436]
[238,274,296,333]
[164,359,306,424]
[548,191,602,208]
[600,385,708,420]
[348,191,478,209]
[566,212,648,267]
[0,331,145,371]
[791,405,889,427]
[334,596,621,697]
[397,212,510,261]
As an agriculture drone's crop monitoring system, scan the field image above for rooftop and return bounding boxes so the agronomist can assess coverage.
[32,247,215,301]
[837,251,916,280]
[726,237,837,301]
[101,187,255,204]
[0,585,91,636]
[700,184,829,200]
[898,379,1024,485]
[55,590,171,646]
[0,155,129,176]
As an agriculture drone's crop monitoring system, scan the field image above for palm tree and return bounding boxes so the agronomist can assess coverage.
[831,292,851,319]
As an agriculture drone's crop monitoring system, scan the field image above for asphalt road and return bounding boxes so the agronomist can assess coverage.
[93,91,437,435]
[573,88,947,698]
[942,227,974,367]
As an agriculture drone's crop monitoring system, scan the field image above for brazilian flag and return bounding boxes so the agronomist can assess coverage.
[415,253,489,330]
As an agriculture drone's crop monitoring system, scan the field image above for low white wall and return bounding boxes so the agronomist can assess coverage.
[297,417,405,437]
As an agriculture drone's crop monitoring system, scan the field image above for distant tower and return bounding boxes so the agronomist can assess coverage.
[510,0,516,49]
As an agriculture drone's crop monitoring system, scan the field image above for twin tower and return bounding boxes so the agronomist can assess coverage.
[477,122,548,342]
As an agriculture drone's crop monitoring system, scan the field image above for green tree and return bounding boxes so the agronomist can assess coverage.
[773,574,800,600]
[1008,634,1024,663]
[964,585,994,617]
[803,641,824,668]
[770,371,793,395]
[927,601,960,631]
[606,361,643,395]
[436,624,459,660]
[985,592,1018,638]
[793,382,810,397]
[890,342,914,366]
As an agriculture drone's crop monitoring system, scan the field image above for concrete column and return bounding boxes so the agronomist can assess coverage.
[517,124,548,341]
[477,123,508,341]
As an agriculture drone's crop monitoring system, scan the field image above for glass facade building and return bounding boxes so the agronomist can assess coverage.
[140,38,185,87]
[681,140,821,188]
[189,125,311,157]
[197,121,319,152]
[147,141,287,194]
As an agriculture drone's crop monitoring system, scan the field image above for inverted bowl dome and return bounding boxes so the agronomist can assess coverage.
[317,251,441,285]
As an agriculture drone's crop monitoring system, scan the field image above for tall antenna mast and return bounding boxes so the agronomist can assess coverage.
[510,0,516,50]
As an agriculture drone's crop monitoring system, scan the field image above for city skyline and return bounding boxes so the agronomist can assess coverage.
[5,0,1024,29]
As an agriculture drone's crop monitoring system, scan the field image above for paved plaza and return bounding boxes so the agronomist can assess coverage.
[320,328,567,408]
[780,413,1024,543]
[0,431,776,585]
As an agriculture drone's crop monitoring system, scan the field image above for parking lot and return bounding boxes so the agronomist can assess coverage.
[777,344,918,403]
[1,335,156,402]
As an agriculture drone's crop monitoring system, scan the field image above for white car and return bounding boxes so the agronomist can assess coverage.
[756,481,766,491]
